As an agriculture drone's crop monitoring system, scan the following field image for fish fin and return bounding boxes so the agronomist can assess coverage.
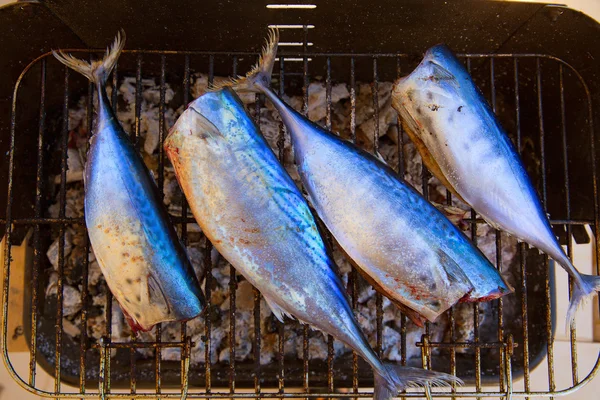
[263,294,293,322]
[435,249,470,285]
[53,30,125,86]
[375,151,388,165]
[373,363,462,400]
[209,28,279,92]
[147,273,172,315]
[186,107,226,141]
[566,273,600,330]
[427,61,460,89]
[388,297,426,327]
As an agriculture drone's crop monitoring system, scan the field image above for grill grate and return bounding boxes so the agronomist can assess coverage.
[2,40,600,399]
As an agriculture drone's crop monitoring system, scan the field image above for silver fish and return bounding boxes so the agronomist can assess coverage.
[392,44,600,327]
[217,30,512,325]
[53,32,205,333]
[164,86,459,400]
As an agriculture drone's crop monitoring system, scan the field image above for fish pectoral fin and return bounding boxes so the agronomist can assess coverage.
[188,107,225,141]
[147,273,172,315]
[428,61,460,89]
[435,249,470,285]
[263,294,293,323]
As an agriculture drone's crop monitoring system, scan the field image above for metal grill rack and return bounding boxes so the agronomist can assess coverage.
[2,33,600,398]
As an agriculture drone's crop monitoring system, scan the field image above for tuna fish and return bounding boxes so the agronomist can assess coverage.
[392,44,600,327]
[215,29,512,325]
[53,32,205,333]
[164,86,460,400]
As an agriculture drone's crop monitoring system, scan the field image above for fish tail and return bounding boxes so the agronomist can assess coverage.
[566,272,600,329]
[52,30,125,86]
[373,363,462,400]
[209,28,279,92]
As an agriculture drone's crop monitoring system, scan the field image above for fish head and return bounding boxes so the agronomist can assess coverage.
[164,103,228,164]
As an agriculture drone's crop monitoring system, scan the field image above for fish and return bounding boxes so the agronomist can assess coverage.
[214,29,513,325]
[164,86,460,400]
[391,44,600,327]
[52,32,206,333]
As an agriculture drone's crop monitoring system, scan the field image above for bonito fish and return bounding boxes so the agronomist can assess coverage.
[215,30,512,325]
[164,87,459,400]
[391,44,599,327]
[53,32,205,332]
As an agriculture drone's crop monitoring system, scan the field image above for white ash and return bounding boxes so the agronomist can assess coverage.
[43,71,519,369]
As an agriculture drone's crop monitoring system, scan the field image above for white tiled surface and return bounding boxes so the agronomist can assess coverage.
[1,0,600,399]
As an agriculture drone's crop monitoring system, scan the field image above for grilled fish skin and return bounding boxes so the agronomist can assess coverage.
[165,86,460,400]
[53,32,205,333]
[214,30,512,324]
[392,44,600,327]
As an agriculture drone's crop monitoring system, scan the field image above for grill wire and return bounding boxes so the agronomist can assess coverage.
[2,37,600,399]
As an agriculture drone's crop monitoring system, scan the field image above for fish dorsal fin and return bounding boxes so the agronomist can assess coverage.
[147,273,171,315]
[263,294,293,322]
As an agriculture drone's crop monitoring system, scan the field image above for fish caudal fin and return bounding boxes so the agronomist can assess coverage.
[566,273,600,329]
[373,363,462,400]
[210,28,278,92]
[53,30,125,86]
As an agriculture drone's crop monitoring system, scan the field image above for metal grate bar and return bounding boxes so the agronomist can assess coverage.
[2,215,591,227]
[464,57,482,399]
[277,52,287,399]
[54,65,71,397]
[79,60,94,398]
[489,57,506,393]
[29,58,46,389]
[253,90,263,397]
[324,56,335,397]
[181,53,192,396]
[348,56,359,400]
[535,58,557,400]
[300,44,310,399]
[204,54,216,396]
[228,56,239,397]
[372,57,384,359]
[558,64,578,388]
[154,53,168,400]
[134,55,143,146]
[513,58,531,399]
[3,48,600,400]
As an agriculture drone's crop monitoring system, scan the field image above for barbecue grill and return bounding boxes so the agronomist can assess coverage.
[1,1,600,398]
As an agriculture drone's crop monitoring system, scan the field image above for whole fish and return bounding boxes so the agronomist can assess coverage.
[53,32,205,333]
[391,44,599,326]
[164,87,459,400]
[217,30,512,325]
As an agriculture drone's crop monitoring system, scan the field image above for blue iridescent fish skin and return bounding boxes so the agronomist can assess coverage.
[165,87,459,398]
[53,33,205,333]
[392,44,600,326]
[261,90,511,322]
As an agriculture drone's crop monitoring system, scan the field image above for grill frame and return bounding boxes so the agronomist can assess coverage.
[2,44,599,399]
